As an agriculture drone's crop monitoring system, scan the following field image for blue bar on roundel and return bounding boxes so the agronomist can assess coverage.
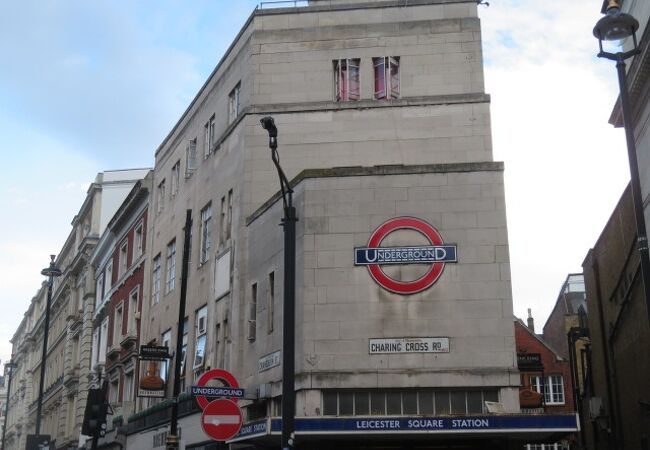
[354,246,457,265]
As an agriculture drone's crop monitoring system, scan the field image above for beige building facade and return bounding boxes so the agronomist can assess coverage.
[5,169,148,450]
[129,1,577,449]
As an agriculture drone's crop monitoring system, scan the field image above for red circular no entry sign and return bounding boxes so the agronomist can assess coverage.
[201,398,242,441]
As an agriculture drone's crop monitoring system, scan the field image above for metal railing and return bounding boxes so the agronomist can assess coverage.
[258,0,309,9]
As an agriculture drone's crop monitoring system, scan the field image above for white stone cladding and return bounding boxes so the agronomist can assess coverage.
[245,165,518,414]
[133,0,520,445]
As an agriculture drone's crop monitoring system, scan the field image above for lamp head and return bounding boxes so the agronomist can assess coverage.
[260,116,277,138]
[41,254,62,278]
[593,0,639,42]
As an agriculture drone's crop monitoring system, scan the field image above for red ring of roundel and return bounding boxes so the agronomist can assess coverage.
[195,368,240,410]
[367,216,446,295]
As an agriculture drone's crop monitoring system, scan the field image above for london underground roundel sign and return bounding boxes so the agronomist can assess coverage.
[354,217,457,295]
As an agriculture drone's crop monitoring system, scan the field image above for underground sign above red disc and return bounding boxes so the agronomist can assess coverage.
[192,369,244,442]
[354,216,457,295]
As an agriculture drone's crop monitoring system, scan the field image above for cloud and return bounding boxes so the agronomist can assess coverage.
[0,1,260,167]
[480,1,629,323]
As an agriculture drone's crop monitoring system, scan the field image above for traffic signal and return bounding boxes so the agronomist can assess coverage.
[82,383,108,438]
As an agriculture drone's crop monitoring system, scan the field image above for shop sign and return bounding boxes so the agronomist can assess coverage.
[258,350,281,372]
[369,337,449,354]
[137,345,170,398]
[354,217,457,295]
[517,353,542,369]
[139,345,171,360]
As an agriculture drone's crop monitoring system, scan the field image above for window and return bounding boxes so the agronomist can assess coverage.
[229,82,241,124]
[268,272,275,333]
[109,377,120,404]
[113,302,123,343]
[194,306,208,369]
[530,375,565,405]
[220,195,226,245]
[171,160,180,197]
[96,273,105,308]
[248,283,257,341]
[185,138,197,178]
[152,254,161,304]
[119,240,128,276]
[123,372,134,402]
[214,250,231,299]
[127,287,139,334]
[219,190,233,245]
[334,58,360,102]
[373,56,400,99]
[105,259,113,294]
[321,390,497,416]
[180,318,188,392]
[157,179,166,214]
[200,203,212,264]
[204,115,215,158]
[166,240,176,293]
[99,318,109,364]
[227,189,233,240]
[133,221,144,260]
[161,329,172,382]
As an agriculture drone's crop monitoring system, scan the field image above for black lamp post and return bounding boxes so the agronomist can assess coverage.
[260,116,297,450]
[2,360,17,450]
[594,0,650,327]
[35,255,62,437]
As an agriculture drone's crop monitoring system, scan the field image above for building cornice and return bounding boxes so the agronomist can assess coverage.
[247,161,504,225]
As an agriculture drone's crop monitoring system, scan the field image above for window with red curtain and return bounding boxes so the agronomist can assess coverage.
[334,59,360,101]
[373,56,400,99]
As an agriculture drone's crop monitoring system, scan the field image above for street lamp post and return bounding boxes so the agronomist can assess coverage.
[594,0,650,327]
[2,360,17,450]
[260,116,297,450]
[35,255,62,437]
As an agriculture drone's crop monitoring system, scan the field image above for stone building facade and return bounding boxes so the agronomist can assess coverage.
[4,169,148,450]
[128,0,577,448]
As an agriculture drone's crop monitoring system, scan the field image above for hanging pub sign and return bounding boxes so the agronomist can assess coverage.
[137,345,170,398]
[354,216,457,294]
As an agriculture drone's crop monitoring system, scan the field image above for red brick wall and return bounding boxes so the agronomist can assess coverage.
[515,320,575,413]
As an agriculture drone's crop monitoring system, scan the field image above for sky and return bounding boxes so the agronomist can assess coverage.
[0,0,631,366]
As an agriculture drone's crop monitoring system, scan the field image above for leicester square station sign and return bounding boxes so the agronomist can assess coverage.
[354,217,457,295]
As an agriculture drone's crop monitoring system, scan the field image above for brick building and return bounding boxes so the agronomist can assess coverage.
[515,319,575,415]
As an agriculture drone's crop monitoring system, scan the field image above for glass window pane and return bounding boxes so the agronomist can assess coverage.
[387,392,401,415]
[418,391,433,414]
[339,392,353,415]
[451,391,466,414]
[483,390,498,403]
[467,391,482,413]
[435,391,450,415]
[323,392,337,416]
[355,392,369,415]
[370,392,385,415]
[403,391,417,414]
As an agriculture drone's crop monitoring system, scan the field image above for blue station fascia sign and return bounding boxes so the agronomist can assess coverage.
[229,414,579,442]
